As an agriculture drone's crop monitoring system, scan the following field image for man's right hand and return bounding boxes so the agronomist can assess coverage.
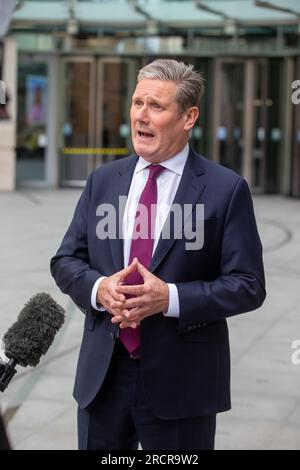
[96,260,139,327]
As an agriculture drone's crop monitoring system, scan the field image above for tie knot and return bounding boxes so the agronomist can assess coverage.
[148,164,165,181]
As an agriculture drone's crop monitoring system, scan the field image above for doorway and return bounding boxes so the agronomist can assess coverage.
[212,58,283,193]
[16,58,49,185]
[60,57,137,186]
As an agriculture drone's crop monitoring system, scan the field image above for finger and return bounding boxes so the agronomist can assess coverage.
[111,314,126,324]
[98,283,119,306]
[109,305,127,317]
[118,259,138,281]
[110,298,142,310]
[119,320,139,329]
[125,306,147,319]
[111,288,126,303]
[135,258,150,278]
[115,284,145,296]
[111,308,131,318]
[104,288,125,304]
[111,305,131,317]
[124,315,140,325]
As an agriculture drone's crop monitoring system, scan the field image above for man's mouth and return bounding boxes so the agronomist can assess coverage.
[137,131,154,138]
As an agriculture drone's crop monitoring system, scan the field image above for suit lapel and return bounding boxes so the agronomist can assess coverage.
[108,155,138,272]
[149,148,206,273]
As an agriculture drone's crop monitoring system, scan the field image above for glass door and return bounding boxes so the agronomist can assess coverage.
[212,59,245,175]
[252,58,283,193]
[60,57,136,186]
[212,58,283,193]
[16,59,49,184]
[60,58,96,186]
[94,58,135,168]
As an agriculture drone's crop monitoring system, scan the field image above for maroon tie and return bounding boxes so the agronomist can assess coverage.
[119,164,165,356]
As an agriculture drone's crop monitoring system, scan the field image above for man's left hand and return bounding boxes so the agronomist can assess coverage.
[110,258,169,328]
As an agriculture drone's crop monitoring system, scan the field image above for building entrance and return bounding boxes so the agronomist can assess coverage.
[58,55,286,195]
[60,57,136,186]
[212,57,283,193]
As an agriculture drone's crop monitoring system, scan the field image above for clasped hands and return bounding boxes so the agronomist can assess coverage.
[96,258,169,329]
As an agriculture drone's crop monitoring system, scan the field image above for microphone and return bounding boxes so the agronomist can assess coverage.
[0,293,65,392]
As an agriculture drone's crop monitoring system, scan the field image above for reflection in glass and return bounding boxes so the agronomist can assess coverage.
[16,62,48,182]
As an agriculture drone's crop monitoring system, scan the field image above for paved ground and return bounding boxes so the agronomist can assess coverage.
[0,188,300,450]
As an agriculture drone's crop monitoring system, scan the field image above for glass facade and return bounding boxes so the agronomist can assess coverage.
[291,56,300,197]
[16,61,48,182]
[7,0,300,194]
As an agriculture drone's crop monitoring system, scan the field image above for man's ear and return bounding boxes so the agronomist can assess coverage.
[184,107,199,131]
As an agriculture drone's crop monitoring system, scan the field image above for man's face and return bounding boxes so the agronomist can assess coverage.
[130,79,195,162]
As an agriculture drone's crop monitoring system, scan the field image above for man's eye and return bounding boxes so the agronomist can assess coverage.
[152,103,161,109]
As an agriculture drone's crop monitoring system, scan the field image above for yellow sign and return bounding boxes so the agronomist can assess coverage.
[63,147,128,156]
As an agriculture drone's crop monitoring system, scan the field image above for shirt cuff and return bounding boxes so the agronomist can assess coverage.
[91,276,107,311]
[163,283,180,318]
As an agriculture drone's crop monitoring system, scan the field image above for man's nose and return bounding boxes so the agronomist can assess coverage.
[137,105,149,124]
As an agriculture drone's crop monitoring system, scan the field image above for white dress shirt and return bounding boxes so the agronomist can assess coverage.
[91,142,190,317]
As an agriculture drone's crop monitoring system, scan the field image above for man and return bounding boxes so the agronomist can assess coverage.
[51,59,266,450]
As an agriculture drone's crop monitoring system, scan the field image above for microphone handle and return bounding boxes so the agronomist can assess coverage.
[0,358,18,392]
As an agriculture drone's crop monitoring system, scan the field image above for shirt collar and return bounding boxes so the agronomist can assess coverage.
[135,142,189,176]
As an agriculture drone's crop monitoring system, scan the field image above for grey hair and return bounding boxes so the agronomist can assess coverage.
[137,59,205,113]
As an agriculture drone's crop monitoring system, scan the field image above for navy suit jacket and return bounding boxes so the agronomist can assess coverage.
[51,146,266,419]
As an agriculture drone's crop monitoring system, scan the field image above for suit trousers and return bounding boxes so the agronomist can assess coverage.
[78,339,216,450]
[0,414,10,450]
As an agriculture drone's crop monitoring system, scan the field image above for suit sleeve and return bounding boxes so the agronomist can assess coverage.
[50,172,103,313]
[176,178,266,333]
